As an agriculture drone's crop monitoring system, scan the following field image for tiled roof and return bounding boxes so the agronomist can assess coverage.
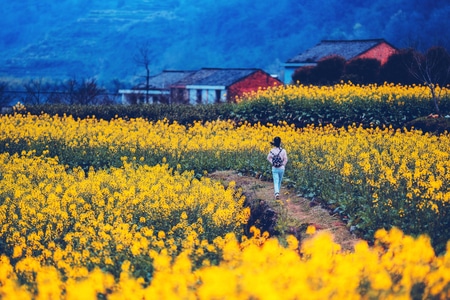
[286,39,393,63]
[193,68,259,86]
[170,69,217,87]
[172,68,260,87]
[146,70,195,89]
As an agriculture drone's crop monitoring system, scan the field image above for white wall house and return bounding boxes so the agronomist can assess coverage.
[118,89,168,104]
[186,85,226,105]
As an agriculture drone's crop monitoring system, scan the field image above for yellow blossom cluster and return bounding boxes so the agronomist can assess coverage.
[0,114,267,155]
[1,227,450,299]
[0,113,449,240]
[238,81,450,105]
[0,153,248,283]
[294,124,450,239]
[1,112,450,298]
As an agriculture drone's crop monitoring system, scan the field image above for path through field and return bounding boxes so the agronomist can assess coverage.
[209,170,361,252]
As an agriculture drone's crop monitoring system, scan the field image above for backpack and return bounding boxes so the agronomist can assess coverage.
[271,148,284,168]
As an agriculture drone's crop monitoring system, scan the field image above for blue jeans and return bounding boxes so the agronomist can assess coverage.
[272,167,284,195]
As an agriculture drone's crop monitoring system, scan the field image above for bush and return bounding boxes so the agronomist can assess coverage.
[405,116,450,134]
[292,56,346,85]
[9,83,450,131]
[379,49,420,85]
[343,58,381,85]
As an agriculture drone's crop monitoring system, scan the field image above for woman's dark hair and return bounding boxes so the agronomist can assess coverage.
[271,137,281,147]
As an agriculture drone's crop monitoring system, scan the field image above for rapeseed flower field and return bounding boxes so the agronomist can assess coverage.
[239,82,449,105]
[1,83,450,299]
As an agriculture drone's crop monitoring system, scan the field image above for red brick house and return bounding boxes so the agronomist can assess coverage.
[170,68,282,104]
[228,70,281,100]
[283,39,398,83]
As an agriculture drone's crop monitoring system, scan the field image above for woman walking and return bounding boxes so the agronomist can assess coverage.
[267,136,288,199]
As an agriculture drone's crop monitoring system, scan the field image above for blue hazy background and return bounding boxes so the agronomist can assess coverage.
[0,0,449,86]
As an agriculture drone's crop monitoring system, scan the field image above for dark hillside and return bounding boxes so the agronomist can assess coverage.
[0,0,448,86]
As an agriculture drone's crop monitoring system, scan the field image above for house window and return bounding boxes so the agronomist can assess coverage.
[172,88,183,104]
[215,90,221,103]
[196,90,202,104]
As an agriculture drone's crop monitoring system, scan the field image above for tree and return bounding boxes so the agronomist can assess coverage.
[77,78,105,105]
[0,81,12,108]
[292,66,316,85]
[45,81,66,104]
[407,46,450,115]
[292,56,346,86]
[380,49,419,85]
[343,58,381,84]
[315,55,346,85]
[109,78,126,103]
[22,78,55,105]
[134,42,153,104]
[62,77,106,105]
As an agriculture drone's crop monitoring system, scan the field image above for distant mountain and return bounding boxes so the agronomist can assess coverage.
[0,0,449,89]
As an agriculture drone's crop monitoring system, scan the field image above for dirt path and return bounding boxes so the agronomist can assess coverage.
[208,170,361,252]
